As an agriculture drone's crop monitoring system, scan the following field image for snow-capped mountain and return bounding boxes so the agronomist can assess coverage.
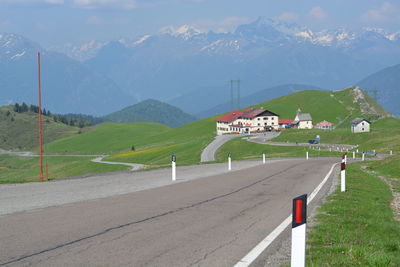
[0,33,40,61]
[2,17,399,116]
[47,40,106,61]
[0,33,133,115]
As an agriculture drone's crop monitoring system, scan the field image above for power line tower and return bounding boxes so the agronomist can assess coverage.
[230,80,241,110]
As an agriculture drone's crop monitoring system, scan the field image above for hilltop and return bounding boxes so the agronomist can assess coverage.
[357,63,400,117]
[251,87,391,126]
[102,99,196,128]
[0,105,80,151]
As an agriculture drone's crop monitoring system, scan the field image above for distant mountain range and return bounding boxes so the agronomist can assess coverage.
[1,17,400,116]
[357,64,400,117]
[102,99,196,127]
[0,34,133,116]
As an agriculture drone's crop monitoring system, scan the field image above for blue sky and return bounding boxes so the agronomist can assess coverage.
[0,0,399,46]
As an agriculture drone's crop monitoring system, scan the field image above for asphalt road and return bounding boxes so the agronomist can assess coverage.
[0,159,268,216]
[201,132,280,162]
[0,157,340,266]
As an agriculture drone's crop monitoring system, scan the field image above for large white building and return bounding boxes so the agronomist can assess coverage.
[216,108,279,135]
[351,118,370,133]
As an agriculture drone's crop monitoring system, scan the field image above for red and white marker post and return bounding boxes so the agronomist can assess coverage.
[291,194,307,267]
[172,155,176,181]
[341,154,346,192]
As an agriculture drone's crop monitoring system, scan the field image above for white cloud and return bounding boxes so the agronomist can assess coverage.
[308,6,327,20]
[362,2,400,23]
[72,0,136,9]
[277,12,299,22]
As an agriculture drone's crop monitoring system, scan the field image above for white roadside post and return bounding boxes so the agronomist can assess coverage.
[262,152,266,164]
[344,152,347,164]
[306,151,309,160]
[228,153,232,171]
[390,150,393,155]
[356,149,359,153]
[353,151,355,159]
[172,155,176,181]
[362,152,365,161]
[341,154,346,192]
[291,194,307,267]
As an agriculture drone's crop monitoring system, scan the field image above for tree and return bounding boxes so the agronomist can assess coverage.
[14,103,20,113]
[21,102,28,112]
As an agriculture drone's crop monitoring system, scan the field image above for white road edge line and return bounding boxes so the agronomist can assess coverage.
[234,162,339,267]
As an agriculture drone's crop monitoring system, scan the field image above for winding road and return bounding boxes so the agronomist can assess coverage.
[0,157,346,266]
[201,132,280,162]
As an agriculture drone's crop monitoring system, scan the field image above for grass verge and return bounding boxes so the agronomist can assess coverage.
[216,137,344,162]
[0,155,130,183]
[307,162,400,266]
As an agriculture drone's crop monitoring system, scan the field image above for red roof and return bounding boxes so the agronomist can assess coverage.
[315,120,334,127]
[241,108,265,119]
[216,110,245,122]
[279,119,294,124]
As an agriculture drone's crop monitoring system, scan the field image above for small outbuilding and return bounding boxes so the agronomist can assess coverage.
[351,118,370,133]
[315,120,334,130]
[278,119,294,129]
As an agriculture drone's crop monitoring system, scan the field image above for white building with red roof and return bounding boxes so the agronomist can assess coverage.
[216,108,279,135]
[315,120,334,130]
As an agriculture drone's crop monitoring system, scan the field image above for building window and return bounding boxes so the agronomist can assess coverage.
[258,123,260,126]
[258,118,260,121]
[272,122,274,125]
[362,128,364,131]
[362,122,364,125]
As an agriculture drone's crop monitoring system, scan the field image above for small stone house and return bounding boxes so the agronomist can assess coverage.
[351,118,370,133]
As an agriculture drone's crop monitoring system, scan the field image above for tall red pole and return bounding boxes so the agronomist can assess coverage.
[38,52,44,181]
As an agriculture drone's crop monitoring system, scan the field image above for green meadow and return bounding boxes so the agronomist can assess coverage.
[0,155,129,183]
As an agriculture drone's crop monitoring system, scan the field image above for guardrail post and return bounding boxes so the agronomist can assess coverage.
[291,194,307,267]
[172,155,176,181]
[341,154,346,192]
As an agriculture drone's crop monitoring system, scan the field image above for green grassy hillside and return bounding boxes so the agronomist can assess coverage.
[273,118,400,153]
[0,105,79,151]
[2,86,396,183]
[45,122,172,155]
[103,99,196,128]
[251,87,391,126]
